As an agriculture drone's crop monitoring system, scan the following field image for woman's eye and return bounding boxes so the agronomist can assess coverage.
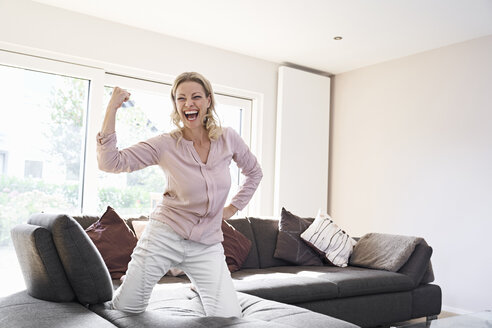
[193,96,202,99]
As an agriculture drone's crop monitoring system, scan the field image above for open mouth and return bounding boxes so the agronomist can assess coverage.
[184,110,199,121]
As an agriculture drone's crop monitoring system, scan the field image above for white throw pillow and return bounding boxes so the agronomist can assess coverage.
[300,210,356,267]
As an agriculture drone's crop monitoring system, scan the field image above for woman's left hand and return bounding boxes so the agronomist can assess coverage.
[222,204,238,221]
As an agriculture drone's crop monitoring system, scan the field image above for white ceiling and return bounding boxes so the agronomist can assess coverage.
[32,0,492,74]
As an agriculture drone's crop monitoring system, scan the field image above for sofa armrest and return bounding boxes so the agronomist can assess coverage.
[397,244,433,287]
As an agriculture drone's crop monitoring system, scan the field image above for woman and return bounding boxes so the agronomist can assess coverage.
[96,72,262,317]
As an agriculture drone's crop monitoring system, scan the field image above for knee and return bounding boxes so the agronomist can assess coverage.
[111,296,147,314]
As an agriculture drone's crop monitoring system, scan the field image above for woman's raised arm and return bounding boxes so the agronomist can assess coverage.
[97,87,160,173]
[101,87,131,135]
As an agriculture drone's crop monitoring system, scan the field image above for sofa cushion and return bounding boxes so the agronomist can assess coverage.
[232,266,414,303]
[85,206,138,279]
[274,208,323,266]
[10,224,75,302]
[237,292,357,328]
[232,268,339,304]
[227,218,260,269]
[222,220,252,272]
[276,266,415,298]
[28,213,113,305]
[125,215,149,234]
[301,290,413,328]
[301,211,356,267]
[72,215,100,230]
[411,284,442,319]
[89,286,357,328]
[0,291,116,328]
[248,217,290,268]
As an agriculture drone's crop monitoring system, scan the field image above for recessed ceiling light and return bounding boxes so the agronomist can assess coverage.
[334,36,343,40]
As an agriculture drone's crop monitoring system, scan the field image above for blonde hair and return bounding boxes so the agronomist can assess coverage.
[170,72,222,140]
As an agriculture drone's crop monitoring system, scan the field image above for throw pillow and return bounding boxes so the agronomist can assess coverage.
[131,220,185,277]
[273,208,323,266]
[300,210,357,267]
[222,220,252,272]
[131,220,148,239]
[85,206,138,279]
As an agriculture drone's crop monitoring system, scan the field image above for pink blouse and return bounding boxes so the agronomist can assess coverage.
[96,127,262,245]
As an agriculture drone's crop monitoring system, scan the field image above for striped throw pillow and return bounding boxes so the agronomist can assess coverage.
[300,210,356,267]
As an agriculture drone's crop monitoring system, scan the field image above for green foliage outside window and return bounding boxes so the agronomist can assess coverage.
[0,175,78,246]
[1,78,164,245]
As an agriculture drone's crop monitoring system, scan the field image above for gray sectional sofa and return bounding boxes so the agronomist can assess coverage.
[0,213,441,328]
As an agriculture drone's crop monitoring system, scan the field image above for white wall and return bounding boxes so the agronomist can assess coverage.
[330,35,492,313]
[0,0,279,216]
[274,66,331,217]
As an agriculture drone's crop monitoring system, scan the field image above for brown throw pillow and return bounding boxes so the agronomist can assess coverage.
[273,208,324,266]
[222,220,252,272]
[85,206,138,279]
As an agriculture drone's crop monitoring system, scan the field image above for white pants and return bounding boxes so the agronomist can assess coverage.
[112,219,242,317]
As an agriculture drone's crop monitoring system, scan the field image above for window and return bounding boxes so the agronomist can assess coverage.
[0,57,91,296]
[24,160,43,179]
[0,63,89,243]
[0,151,7,175]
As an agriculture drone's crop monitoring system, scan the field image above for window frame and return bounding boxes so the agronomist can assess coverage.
[0,151,8,175]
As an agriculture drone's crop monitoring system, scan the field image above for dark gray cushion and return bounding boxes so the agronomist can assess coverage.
[248,217,290,268]
[397,244,433,287]
[273,208,323,266]
[28,213,113,305]
[300,291,413,328]
[89,286,357,328]
[10,224,75,302]
[232,268,338,304]
[227,218,260,269]
[71,215,100,230]
[411,284,442,319]
[237,292,358,328]
[271,266,414,298]
[0,291,116,328]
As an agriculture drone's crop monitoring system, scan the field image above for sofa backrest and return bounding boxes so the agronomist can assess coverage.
[27,213,113,305]
[247,217,291,268]
[64,213,434,285]
[397,244,434,287]
[227,217,292,269]
[72,214,100,230]
[11,224,75,302]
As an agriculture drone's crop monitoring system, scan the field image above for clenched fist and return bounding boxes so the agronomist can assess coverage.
[107,87,131,112]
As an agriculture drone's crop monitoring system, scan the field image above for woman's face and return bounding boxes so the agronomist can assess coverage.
[175,81,211,131]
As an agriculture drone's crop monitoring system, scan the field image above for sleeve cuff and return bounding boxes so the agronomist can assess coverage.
[230,200,245,212]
